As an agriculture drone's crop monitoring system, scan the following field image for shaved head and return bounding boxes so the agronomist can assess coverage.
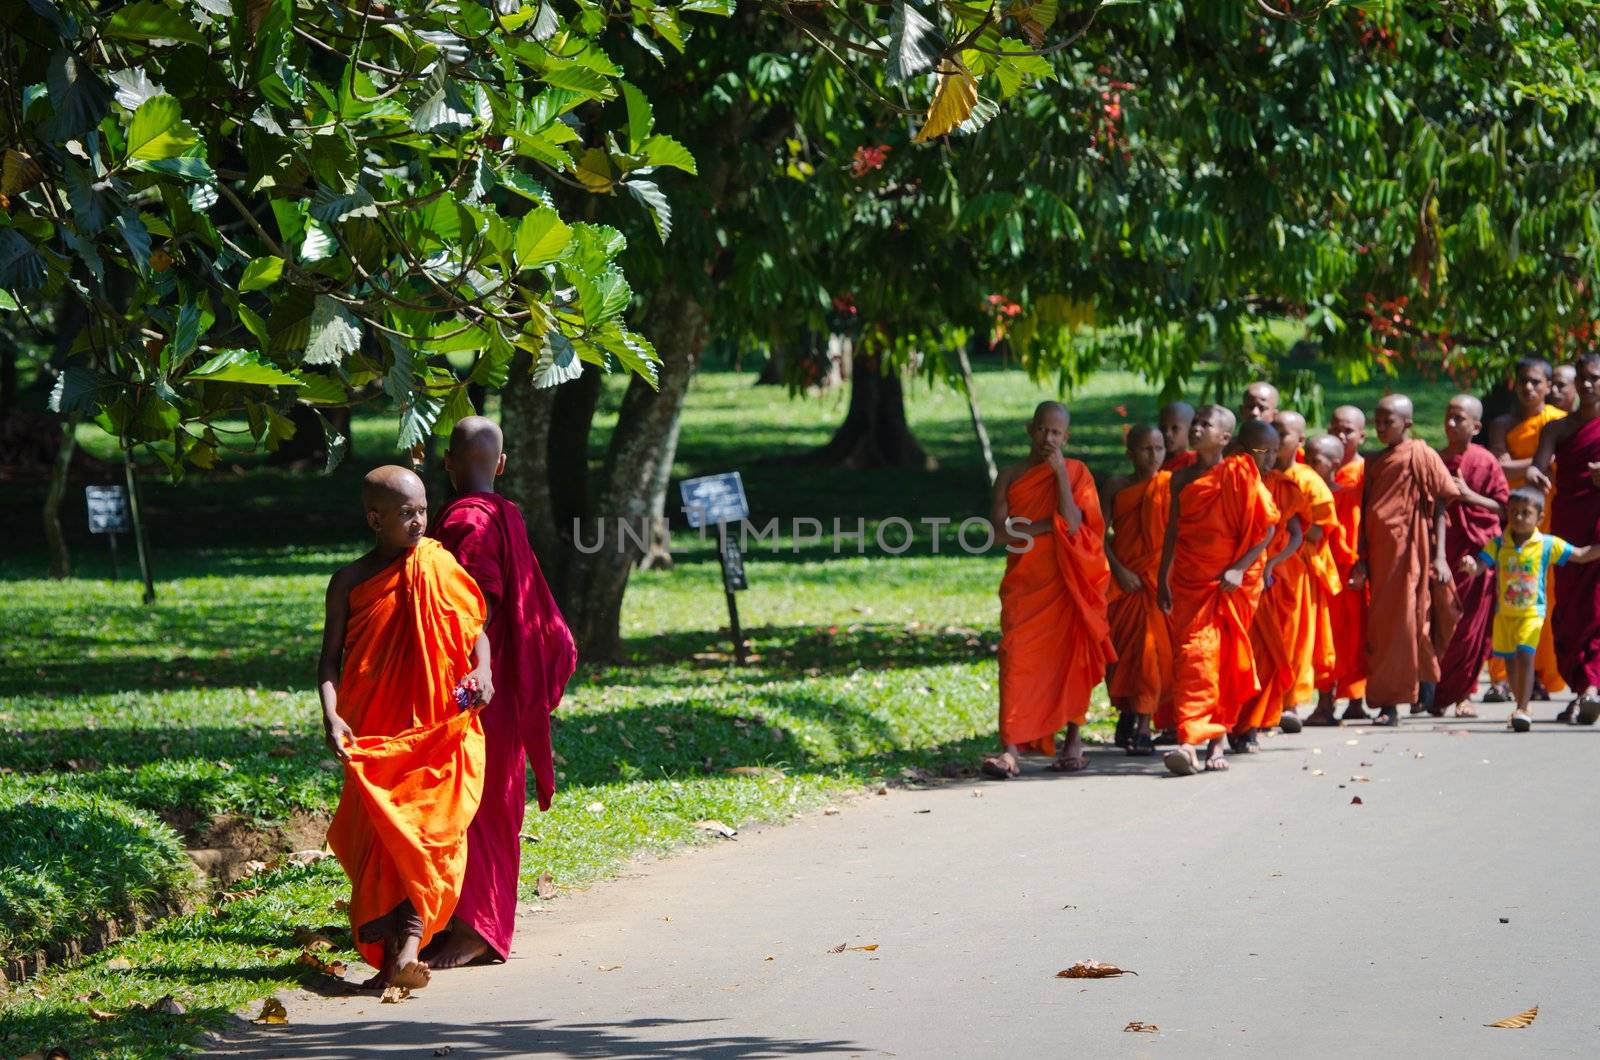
[1197,404,1236,434]
[449,415,503,458]
[444,414,507,493]
[1159,401,1194,422]
[1307,434,1343,463]
[1277,410,1306,436]
[1241,381,1280,423]
[1377,393,1414,421]
[363,464,426,510]
[1448,394,1483,420]
[1032,400,1069,427]
[1331,405,1366,429]
[1237,417,1279,451]
[1126,423,1162,447]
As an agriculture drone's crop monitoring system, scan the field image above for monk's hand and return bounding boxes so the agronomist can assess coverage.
[323,710,354,762]
[461,666,495,708]
[1526,466,1552,491]
[1114,566,1142,594]
[1348,560,1367,590]
[1044,446,1067,474]
[1458,555,1480,578]
[1219,567,1245,592]
[1157,581,1172,613]
[1432,557,1452,584]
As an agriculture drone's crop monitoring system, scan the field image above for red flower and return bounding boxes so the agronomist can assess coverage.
[1114,404,1129,418]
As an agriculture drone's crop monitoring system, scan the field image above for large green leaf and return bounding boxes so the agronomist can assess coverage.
[639,135,696,175]
[621,81,654,152]
[515,208,572,268]
[304,295,362,365]
[186,348,301,385]
[125,95,198,160]
[885,2,944,86]
[44,50,112,142]
[239,255,284,292]
[624,179,671,242]
[105,1,208,45]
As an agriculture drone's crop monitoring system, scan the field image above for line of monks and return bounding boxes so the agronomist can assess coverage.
[986,354,1600,779]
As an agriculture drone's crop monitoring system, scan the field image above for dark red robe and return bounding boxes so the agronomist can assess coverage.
[1433,444,1508,709]
[1551,417,1600,692]
[434,492,577,960]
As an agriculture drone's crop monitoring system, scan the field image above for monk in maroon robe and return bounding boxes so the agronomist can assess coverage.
[1530,355,1600,716]
[429,416,578,966]
[1433,396,1508,715]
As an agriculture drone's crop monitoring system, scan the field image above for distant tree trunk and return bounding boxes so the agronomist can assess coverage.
[756,345,785,386]
[43,412,81,579]
[547,364,602,536]
[955,340,998,485]
[636,413,681,571]
[805,353,934,469]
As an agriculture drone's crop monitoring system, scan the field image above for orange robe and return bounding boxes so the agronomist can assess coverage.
[1168,454,1278,745]
[1488,407,1567,691]
[1294,466,1342,703]
[1106,472,1174,719]
[1362,439,1461,705]
[998,460,1115,753]
[1326,458,1367,698]
[1162,450,1197,473]
[326,539,488,970]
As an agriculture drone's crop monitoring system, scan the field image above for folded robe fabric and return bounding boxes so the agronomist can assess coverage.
[1285,463,1339,706]
[1433,444,1508,709]
[1327,459,1368,698]
[1551,415,1600,693]
[1236,468,1314,733]
[998,459,1115,754]
[1107,471,1174,718]
[326,539,487,970]
[1168,454,1278,745]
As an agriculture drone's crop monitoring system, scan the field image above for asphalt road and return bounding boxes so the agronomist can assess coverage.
[213,709,1600,1058]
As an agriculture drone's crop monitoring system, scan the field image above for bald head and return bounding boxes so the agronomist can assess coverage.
[1240,381,1280,424]
[1307,433,1343,464]
[1377,393,1414,420]
[1159,400,1194,455]
[1027,400,1070,457]
[1277,410,1306,436]
[1329,404,1367,462]
[1374,393,1415,446]
[1032,400,1069,427]
[1237,417,1279,451]
[1197,404,1236,434]
[1331,405,1365,429]
[1448,394,1482,421]
[444,414,507,493]
[363,464,426,510]
[363,464,429,547]
[1274,410,1306,467]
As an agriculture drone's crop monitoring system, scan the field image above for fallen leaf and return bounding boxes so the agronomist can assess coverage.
[287,849,332,865]
[848,944,879,952]
[1350,775,1370,782]
[1350,796,1364,805]
[876,786,889,795]
[104,957,132,972]
[1486,1004,1538,1028]
[725,765,784,778]
[520,833,541,843]
[1359,761,1373,767]
[1124,1020,1159,1033]
[253,997,289,1024]
[296,950,347,977]
[1499,917,1510,924]
[293,927,334,951]
[1311,770,1326,776]
[333,899,350,912]
[822,806,841,815]
[598,964,622,971]
[585,801,605,813]
[380,985,411,1004]
[694,819,738,839]
[913,809,931,815]
[764,956,776,961]
[89,1007,117,1021]
[1057,961,1136,979]
[269,743,295,758]
[828,943,848,954]
[536,873,557,900]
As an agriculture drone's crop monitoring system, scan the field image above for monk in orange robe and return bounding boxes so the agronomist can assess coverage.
[320,466,493,990]
[1158,411,1279,775]
[1484,356,1568,708]
[1307,406,1369,725]
[1159,401,1195,472]
[1351,395,1461,725]
[1298,435,1345,722]
[1105,424,1172,756]
[1239,380,1280,425]
[984,402,1115,779]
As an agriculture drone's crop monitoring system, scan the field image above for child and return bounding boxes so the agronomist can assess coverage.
[1300,434,1347,726]
[985,402,1115,778]
[1460,488,1600,730]
[1158,410,1278,775]
[320,465,493,990]
[1159,401,1195,471]
[1322,405,1370,721]
[426,417,577,968]
[1105,425,1172,756]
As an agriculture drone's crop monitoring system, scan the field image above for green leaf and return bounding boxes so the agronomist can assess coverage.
[624,179,671,242]
[304,295,362,365]
[109,67,166,110]
[135,155,215,181]
[239,255,285,292]
[515,208,572,268]
[639,135,697,175]
[885,2,945,86]
[532,330,581,388]
[311,185,379,223]
[168,302,204,363]
[540,64,614,101]
[432,385,476,437]
[0,229,46,290]
[105,1,208,45]
[49,366,118,413]
[320,412,349,474]
[397,391,445,450]
[293,371,349,404]
[186,348,301,385]
[621,81,653,152]
[412,67,476,135]
[115,212,151,270]
[0,289,18,310]
[44,50,113,142]
[125,95,198,160]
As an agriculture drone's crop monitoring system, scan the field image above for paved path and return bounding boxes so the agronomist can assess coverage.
[214,710,1600,1057]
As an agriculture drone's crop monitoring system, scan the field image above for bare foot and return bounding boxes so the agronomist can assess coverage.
[428,925,492,970]
[1303,708,1340,727]
[1454,702,1479,718]
[1204,740,1228,771]
[1163,745,1201,776]
[981,748,1020,779]
[390,960,431,990]
[1047,725,1088,772]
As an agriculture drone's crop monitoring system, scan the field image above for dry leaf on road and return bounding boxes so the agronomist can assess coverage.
[1057,961,1137,979]
[380,985,411,1004]
[252,997,288,1024]
[104,957,132,972]
[1486,1005,1538,1028]
[694,820,738,838]
[827,943,847,954]
[1124,1020,1159,1033]
[292,927,334,951]
[598,964,623,971]
[849,944,879,952]
[1350,796,1364,805]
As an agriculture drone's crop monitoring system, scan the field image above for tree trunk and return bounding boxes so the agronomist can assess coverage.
[43,412,81,579]
[805,353,935,469]
[955,340,998,485]
[635,412,681,571]
[499,355,564,592]
[755,345,785,386]
[546,363,602,537]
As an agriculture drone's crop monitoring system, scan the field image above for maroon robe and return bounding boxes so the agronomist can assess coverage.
[1551,417,1600,692]
[434,492,577,960]
[1433,444,1508,708]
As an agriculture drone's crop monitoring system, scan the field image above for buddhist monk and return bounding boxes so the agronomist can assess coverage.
[1240,380,1280,425]
[1528,354,1600,723]
[1265,412,1337,734]
[1301,435,1347,723]
[1350,395,1461,725]
[1160,401,1195,471]
[1432,396,1509,717]
[985,402,1115,778]
[1158,410,1278,775]
[1306,405,1370,725]
[426,417,577,969]
[1105,424,1172,756]
[1552,364,1578,413]
[320,466,493,990]
[1459,490,1600,730]
[1484,357,1568,705]
[1230,415,1306,752]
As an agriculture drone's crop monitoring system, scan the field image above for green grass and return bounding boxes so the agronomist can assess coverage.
[0,360,1455,1057]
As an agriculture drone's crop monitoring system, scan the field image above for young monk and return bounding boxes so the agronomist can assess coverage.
[1484,357,1568,705]
[1239,380,1280,425]
[426,417,578,969]
[1350,395,1461,726]
[1432,396,1509,717]
[1301,435,1348,722]
[1159,401,1195,471]
[1529,354,1600,723]
[1105,425,1172,756]
[1552,364,1578,413]
[320,466,493,990]
[985,402,1116,778]
[1460,489,1600,730]
[1158,410,1278,775]
[1306,405,1370,725]
[1267,413,1338,733]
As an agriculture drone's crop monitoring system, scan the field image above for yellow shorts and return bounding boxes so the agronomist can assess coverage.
[1492,611,1543,658]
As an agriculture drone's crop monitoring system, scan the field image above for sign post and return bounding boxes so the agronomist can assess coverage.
[84,485,129,580]
[679,472,751,664]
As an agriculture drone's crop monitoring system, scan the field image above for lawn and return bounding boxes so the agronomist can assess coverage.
[0,357,1453,1056]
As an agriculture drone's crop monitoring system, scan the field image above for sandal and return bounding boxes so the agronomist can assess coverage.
[1127,733,1156,757]
[1279,712,1304,734]
[980,751,1020,779]
[1164,747,1200,776]
[1454,703,1478,718]
[1047,751,1089,773]
[1577,694,1600,726]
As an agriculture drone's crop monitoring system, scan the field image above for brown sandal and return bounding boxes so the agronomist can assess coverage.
[980,751,1020,779]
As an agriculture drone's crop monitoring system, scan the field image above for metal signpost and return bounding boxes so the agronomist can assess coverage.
[679,472,751,664]
[85,485,129,579]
